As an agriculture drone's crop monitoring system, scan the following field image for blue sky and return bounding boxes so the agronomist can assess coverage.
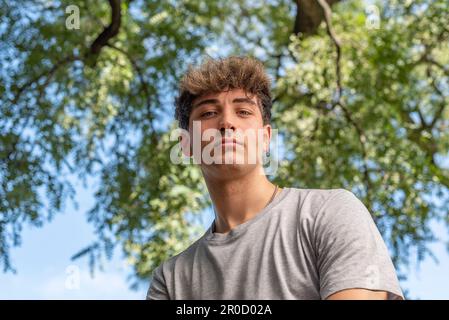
[0,174,146,299]
[402,220,449,300]
[0,168,448,299]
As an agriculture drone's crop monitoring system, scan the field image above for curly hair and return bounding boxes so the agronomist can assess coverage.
[175,56,272,130]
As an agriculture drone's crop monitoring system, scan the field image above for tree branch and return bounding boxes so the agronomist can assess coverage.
[105,44,155,132]
[9,55,78,108]
[87,0,122,63]
[293,0,341,35]
[426,66,447,130]
[424,57,449,77]
[316,0,342,104]
[312,0,373,206]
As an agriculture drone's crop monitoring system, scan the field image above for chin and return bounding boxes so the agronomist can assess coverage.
[202,162,261,180]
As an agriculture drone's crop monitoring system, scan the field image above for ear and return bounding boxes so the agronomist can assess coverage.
[179,132,192,157]
[263,124,272,153]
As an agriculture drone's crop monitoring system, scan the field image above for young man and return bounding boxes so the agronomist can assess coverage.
[147,56,404,300]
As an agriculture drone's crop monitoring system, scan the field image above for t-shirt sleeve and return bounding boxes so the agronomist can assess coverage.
[146,264,170,300]
[313,189,404,300]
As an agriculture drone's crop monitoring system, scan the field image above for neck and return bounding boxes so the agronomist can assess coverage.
[203,166,280,234]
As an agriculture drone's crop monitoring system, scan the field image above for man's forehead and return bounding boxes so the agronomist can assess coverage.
[192,89,257,106]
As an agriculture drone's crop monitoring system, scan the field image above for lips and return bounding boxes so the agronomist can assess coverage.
[213,137,244,148]
[221,138,240,145]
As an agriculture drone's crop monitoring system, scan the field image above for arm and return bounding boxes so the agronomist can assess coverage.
[313,189,404,300]
[146,265,170,300]
[326,288,388,300]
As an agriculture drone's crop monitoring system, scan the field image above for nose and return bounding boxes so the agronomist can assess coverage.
[219,109,236,136]
[220,124,235,137]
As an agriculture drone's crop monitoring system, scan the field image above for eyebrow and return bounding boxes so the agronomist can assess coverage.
[192,98,220,109]
[233,97,257,106]
[192,97,257,109]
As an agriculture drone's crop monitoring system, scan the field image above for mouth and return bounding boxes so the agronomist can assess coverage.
[222,137,244,145]
[213,137,244,148]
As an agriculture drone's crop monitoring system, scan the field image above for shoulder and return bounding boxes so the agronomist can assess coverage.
[310,188,372,224]
[286,187,355,218]
[148,232,207,299]
[287,187,371,239]
[154,230,208,276]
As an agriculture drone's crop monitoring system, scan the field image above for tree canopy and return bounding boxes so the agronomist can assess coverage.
[1,0,448,290]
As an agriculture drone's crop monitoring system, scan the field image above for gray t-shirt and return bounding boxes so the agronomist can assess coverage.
[147,187,404,300]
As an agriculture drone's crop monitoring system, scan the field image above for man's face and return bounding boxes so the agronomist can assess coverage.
[182,88,271,178]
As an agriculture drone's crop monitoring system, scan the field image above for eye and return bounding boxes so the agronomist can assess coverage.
[238,110,252,116]
[200,111,216,118]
